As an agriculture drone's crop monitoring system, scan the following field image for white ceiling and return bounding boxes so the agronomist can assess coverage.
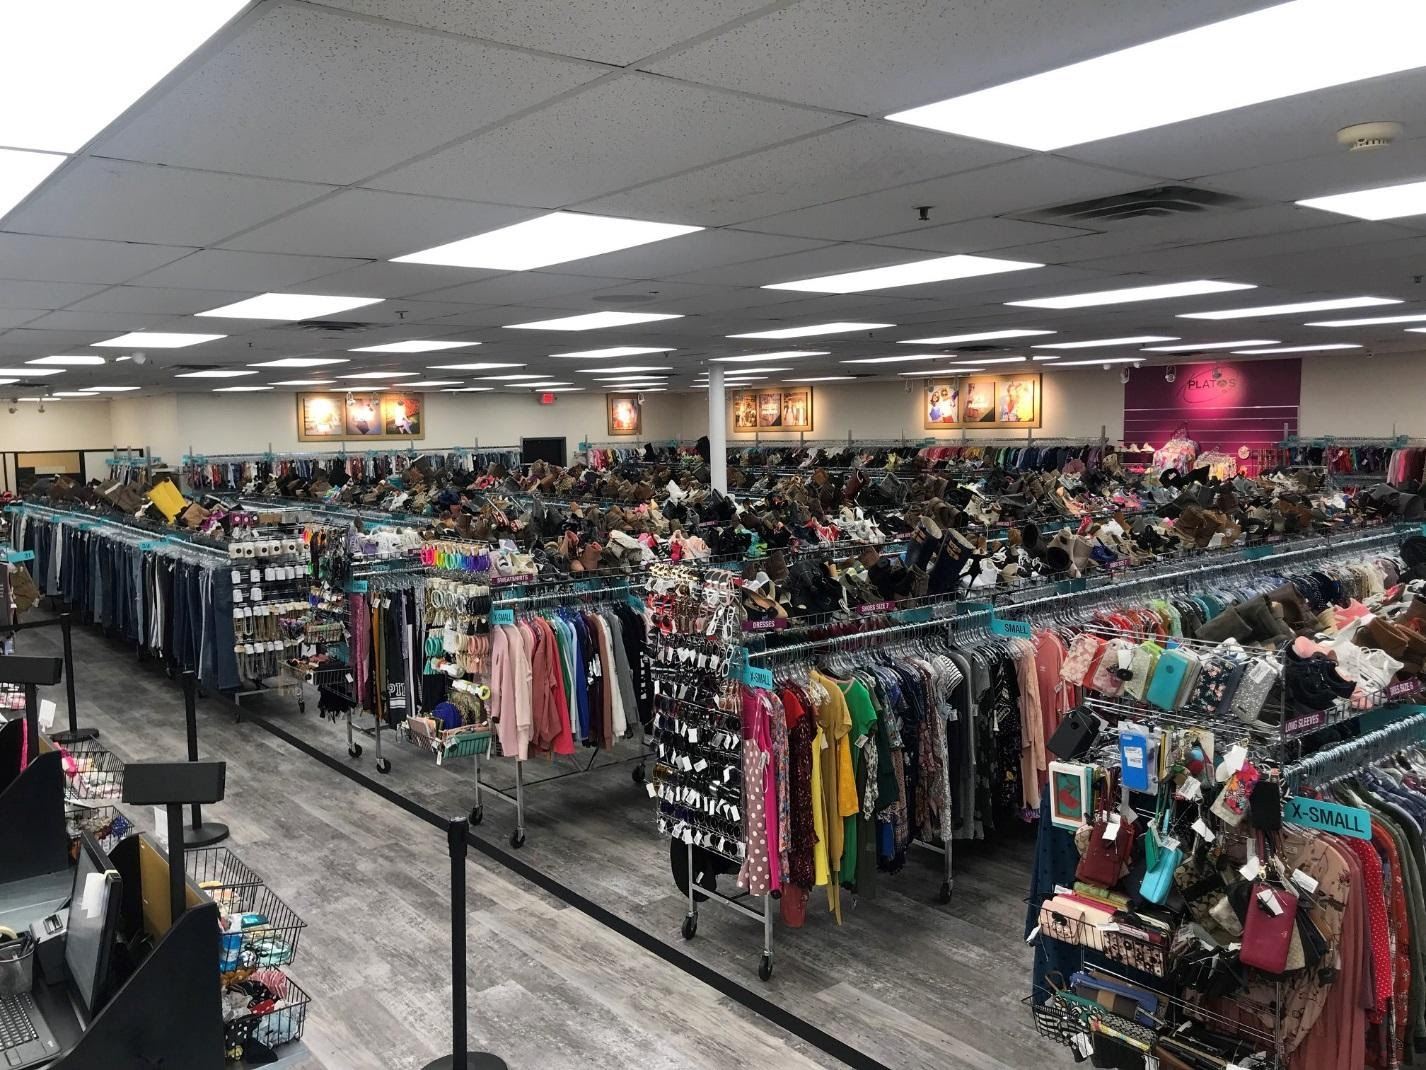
[3,0,1426,398]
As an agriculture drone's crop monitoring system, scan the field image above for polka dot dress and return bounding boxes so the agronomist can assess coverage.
[738,743,771,895]
[1345,837,1391,1023]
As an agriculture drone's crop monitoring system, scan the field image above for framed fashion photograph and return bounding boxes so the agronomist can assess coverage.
[923,383,960,429]
[997,375,1041,427]
[733,393,758,431]
[778,388,813,432]
[380,394,423,438]
[297,393,345,441]
[607,393,642,436]
[961,379,997,424]
[343,393,384,437]
[756,390,783,429]
[729,388,814,433]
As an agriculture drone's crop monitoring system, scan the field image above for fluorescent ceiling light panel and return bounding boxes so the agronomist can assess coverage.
[52,391,99,397]
[1053,357,1144,367]
[0,379,17,386]
[349,340,479,353]
[1181,296,1400,319]
[0,149,65,218]
[550,346,674,359]
[27,355,104,366]
[392,211,701,270]
[536,387,586,393]
[897,329,1054,344]
[1009,280,1253,309]
[728,321,894,339]
[957,356,1027,365]
[505,311,682,331]
[81,385,141,392]
[269,379,337,387]
[471,374,554,381]
[886,0,1426,150]
[197,293,381,321]
[700,367,793,376]
[442,387,494,392]
[595,378,666,384]
[1231,343,1362,354]
[697,377,767,384]
[765,254,1039,294]
[213,386,273,393]
[0,367,61,375]
[1141,340,1278,351]
[427,362,524,371]
[95,332,224,348]
[1308,314,1426,327]
[1297,178,1426,220]
[338,371,418,380]
[248,357,350,368]
[784,376,856,382]
[573,365,672,374]
[1032,336,1176,349]
[841,355,942,365]
[709,351,827,364]
[174,369,255,379]
[399,380,466,388]
[1031,355,1061,361]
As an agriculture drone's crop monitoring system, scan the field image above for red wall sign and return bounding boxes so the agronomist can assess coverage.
[1124,357,1301,454]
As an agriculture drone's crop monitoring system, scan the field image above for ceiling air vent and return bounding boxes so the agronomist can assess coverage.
[593,293,660,305]
[295,320,379,333]
[1018,185,1248,224]
[950,343,1012,353]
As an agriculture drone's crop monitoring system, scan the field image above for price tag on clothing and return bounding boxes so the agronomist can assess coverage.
[1221,743,1247,778]
[1072,1034,1093,1059]
[1291,868,1320,895]
[1103,815,1122,841]
[1240,857,1262,882]
[1191,817,1216,843]
[38,699,56,732]
[1177,777,1202,801]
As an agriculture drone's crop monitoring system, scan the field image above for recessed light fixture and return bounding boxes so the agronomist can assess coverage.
[349,340,480,353]
[886,2,1426,150]
[392,211,701,270]
[1230,343,1363,354]
[269,379,337,387]
[1032,336,1176,349]
[939,366,988,372]
[697,367,793,376]
[510,381,573,387]
[841,354,942,365]
[573,365,673,374]
[1031,355,1062,361]
[709,351,827,364]
[1180,297,1400,319]
[174,369,256,379]
[550,346,675,359]
[427,362,525,371]
[81,385,141,392]
[897,329,1054,344]
[0,149,65,218]
[0,379,18,387]
[1307,313,1426,327]
[27,355,104,366]
[728,321,894,339]
[338,371,419,379]
[95,332,225,348]
[0,367,61,376]
[212,386,273,393]
[1297,178,1426,220]
[540,388,588,393]
[504,311,683,331]
[442,387,495,393]
[697,377,768,384]
[953,355,1028,365]
[52,391,100,397]
[1141,340,1279,351]
[471,374,555,381]
[248,357,351,368]
[1052,357,1144,367]
[114,356,131,362]
[594,378,666,384]
[1009,279,1253,309]
[2,2,247,152]
[398,380,466,388]
[197,293,381,321]
[784,376,856,382]
[764,254,1040,294]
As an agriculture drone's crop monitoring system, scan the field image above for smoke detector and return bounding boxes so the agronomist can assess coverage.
[1337,121,1403,151]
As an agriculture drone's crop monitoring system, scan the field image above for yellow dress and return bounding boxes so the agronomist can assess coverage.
[810,727,831,889]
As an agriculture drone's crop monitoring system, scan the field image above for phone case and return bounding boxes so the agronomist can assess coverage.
[1146,647,1200,710]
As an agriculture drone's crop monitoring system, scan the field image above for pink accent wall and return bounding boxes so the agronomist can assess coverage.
[1123,358,1301,452]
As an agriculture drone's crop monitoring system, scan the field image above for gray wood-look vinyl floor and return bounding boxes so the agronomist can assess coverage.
[19,618,1062,1070]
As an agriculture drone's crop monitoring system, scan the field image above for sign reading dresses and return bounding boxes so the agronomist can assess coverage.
[1123,357,1301,455]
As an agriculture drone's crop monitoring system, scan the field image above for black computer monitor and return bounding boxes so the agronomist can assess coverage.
[65,832,121,1022]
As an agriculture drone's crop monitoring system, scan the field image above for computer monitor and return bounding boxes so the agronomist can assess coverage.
[65,832,121,1022]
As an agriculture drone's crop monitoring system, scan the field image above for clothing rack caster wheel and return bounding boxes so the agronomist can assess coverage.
[469,805,483,826]
[680,913,697,940]
[631,764,646,785]
[376,758,392,774]
[937,882,952,905]
[297,697,306,715]
[348,743,362,759]
[757,953,774,982]
[509,830,525,849]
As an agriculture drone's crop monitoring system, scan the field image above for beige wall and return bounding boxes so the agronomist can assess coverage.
[0,399,114,452]
[1298,350,1426,438]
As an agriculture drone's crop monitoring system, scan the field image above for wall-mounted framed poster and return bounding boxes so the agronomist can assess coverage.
[607,393,642,436]
[729,387,813,433]
[296,392,425,441]
[922,373,1040,429]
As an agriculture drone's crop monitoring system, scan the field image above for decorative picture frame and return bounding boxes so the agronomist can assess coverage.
[729,387,814,433]
[296,392,426,442]
[607,393,642,436]
[922,373,1041,429]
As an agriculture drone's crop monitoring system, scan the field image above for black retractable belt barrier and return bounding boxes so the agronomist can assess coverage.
[6,612,97,742]
[180,670,230,846]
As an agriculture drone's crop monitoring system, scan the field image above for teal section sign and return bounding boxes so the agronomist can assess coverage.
[1283,796,1372,840]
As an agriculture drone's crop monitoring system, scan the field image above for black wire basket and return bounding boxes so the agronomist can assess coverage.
[64,803,134,855]
[217,885,306,970]
[186,847,265,894]
[58,740,124,802]
[223,973,309,1059]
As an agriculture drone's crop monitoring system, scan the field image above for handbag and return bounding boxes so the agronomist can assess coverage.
[1239,882,1299,974]
[1077,816,1137,888]
[1146,646,1201,710]
[1069,969,1162,1027]
[1139,805,1184,905]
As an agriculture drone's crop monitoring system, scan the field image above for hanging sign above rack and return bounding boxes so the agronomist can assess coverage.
[1283,796,1371,839]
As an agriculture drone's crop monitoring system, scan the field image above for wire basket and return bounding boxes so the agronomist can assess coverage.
[1024,993,1084,1048]
[216,886,306,969]
[64,803,134,855]
[186,846,265,894]
[223,973,309,1059]
[59,741,124,802]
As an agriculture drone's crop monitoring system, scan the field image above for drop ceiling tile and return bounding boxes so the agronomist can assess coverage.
[67,286,255,316]
[0,281,106,310]
[0,234,193,284]
[414,272,606,305]
[21,310,176,333]
[578,120,1020,227]
[93,4,607,184]
[287,261,507,300]
[372,73,841,208]
[736,156,1142,240]
[864,216,1096,254]
[0,308,48,329]
[644,0,1258,114]
[1202,136,1426,206]
[554,228,833,280]
[670,239,959,287]
[317,0,774,65]
[3,159,332,247]
[223,189,540,259]
[0,328,109,350]
[128,250,371,291]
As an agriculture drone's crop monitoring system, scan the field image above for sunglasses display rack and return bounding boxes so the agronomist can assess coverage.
[1020,527,1426,1069]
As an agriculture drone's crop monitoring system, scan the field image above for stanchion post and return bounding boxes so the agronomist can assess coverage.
[33,613,98,743]
[421,818,507,1070]
[181,670,229,847]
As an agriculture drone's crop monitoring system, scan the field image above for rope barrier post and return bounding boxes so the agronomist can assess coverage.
[49,611,99,743]
[181,670,229,847]
[422,817,507,1070]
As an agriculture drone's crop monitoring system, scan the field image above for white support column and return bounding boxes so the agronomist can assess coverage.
[707,364,727,493]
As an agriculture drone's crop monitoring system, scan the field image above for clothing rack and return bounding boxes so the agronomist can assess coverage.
[1282,710,1426,790]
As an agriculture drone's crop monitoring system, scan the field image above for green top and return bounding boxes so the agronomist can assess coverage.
[839,677,878,884]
